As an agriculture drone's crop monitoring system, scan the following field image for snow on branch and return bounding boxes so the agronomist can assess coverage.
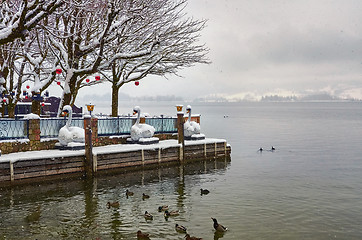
[0,0,64,45]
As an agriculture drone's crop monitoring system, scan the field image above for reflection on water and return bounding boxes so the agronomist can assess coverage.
[0,157,230,240]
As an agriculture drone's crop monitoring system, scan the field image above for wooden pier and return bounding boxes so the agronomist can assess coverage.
[0,139,231,186]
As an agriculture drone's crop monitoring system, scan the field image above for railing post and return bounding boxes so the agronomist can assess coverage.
[161,114,164,133]
[176,105,184,162]
[140,116,145,124]
[117,116,120,135]
[84,115,94,178]
[28,118,41,149]
[91,117,98,145]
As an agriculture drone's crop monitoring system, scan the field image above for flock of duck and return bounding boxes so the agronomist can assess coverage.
[107,188,228,240]
[258,146,276,152]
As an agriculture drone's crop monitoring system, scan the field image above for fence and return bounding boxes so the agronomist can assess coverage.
[40,118,84,138]
[0,116,178,140]
[0,119,29,140]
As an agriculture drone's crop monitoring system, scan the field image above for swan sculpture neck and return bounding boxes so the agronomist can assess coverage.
[63,105,73,128]
[186,105,192,122]
[134,106,141,124]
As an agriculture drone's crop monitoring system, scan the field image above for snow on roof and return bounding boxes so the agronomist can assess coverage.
[23,113,40,119]
[0,138,227,163]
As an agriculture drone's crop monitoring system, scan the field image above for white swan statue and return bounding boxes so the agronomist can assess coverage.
[184,105,204,140]
[58,105,85,146]
[130,106,158,144]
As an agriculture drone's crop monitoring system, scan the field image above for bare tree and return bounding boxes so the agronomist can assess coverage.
[1,0,210,117]
[105,0,210,116]
[0,25,59,118]
[0,40,27,118]
[45,0,160,115]
[0,0,64,45]
[22,27,59,115]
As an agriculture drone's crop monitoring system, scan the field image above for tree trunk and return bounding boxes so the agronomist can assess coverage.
[60,91,72,111]
[7,103,15,118]
[111,83,119,117]
[31,101,41,116]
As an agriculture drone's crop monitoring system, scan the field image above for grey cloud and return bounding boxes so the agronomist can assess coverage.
[247,26,362,64]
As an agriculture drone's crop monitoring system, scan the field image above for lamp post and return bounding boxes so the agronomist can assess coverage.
[86,103,95,115]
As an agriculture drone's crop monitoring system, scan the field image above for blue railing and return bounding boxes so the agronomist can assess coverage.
[97,117,134,136]
[40,118,84,138]
[0,119,29,140]
[0,116,177,140]
[145,117,178,134]
[97,116,177,136]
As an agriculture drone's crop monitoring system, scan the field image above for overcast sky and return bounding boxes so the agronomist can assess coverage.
[76,0,362,109]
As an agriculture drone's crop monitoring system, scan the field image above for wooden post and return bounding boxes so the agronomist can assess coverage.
[10,161,14,182]
[91,117,98,145]
[176,105,184,161]
[84,115,94,178]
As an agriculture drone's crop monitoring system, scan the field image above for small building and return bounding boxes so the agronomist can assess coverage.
[3,96,82,118]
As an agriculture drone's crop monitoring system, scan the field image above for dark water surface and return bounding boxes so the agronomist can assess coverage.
[1,102,362,239]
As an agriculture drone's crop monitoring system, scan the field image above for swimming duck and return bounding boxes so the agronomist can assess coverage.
[126,189,134,197]
[200,189,210,195]
[142,193,150,200]
[175,223,187,233]
[144,211,153,220]
[137,230,150,239]
[25,205,41,222]
[107,201,120,209]
[158,205,169,212]
[185,234,203,240]
[164,210,180,217]
[211,217,228,232]
[271,146,276,151]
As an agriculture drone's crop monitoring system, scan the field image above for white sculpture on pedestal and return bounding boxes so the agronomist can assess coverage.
[58,105,85,146]
[129,106,158,144]
[184,105,204,140]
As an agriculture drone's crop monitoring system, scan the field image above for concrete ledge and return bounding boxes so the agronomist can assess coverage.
[0,138,231,186]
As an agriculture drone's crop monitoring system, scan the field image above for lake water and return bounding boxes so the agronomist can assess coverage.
[1,102,362,239]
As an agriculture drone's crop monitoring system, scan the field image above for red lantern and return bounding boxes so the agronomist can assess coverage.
[56,69,62,74]
[95,76,100,81]
[2,99,6,103]
[86,79,90,83]
[41,102,45,107]
[26,85,30,89]
[57,81,61,85]
[135,81,139,86]
[25,95,28,99]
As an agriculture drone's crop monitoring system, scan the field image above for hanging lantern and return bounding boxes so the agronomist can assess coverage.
[57,81,61,85]
[26,85,30,89]
[2,98,6,103]
[95,76,100,81]
[41,102,45,107]
[25,95,28,99]
[86,78,90,83]
[135,81,139,86]
[56,69,62,74]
